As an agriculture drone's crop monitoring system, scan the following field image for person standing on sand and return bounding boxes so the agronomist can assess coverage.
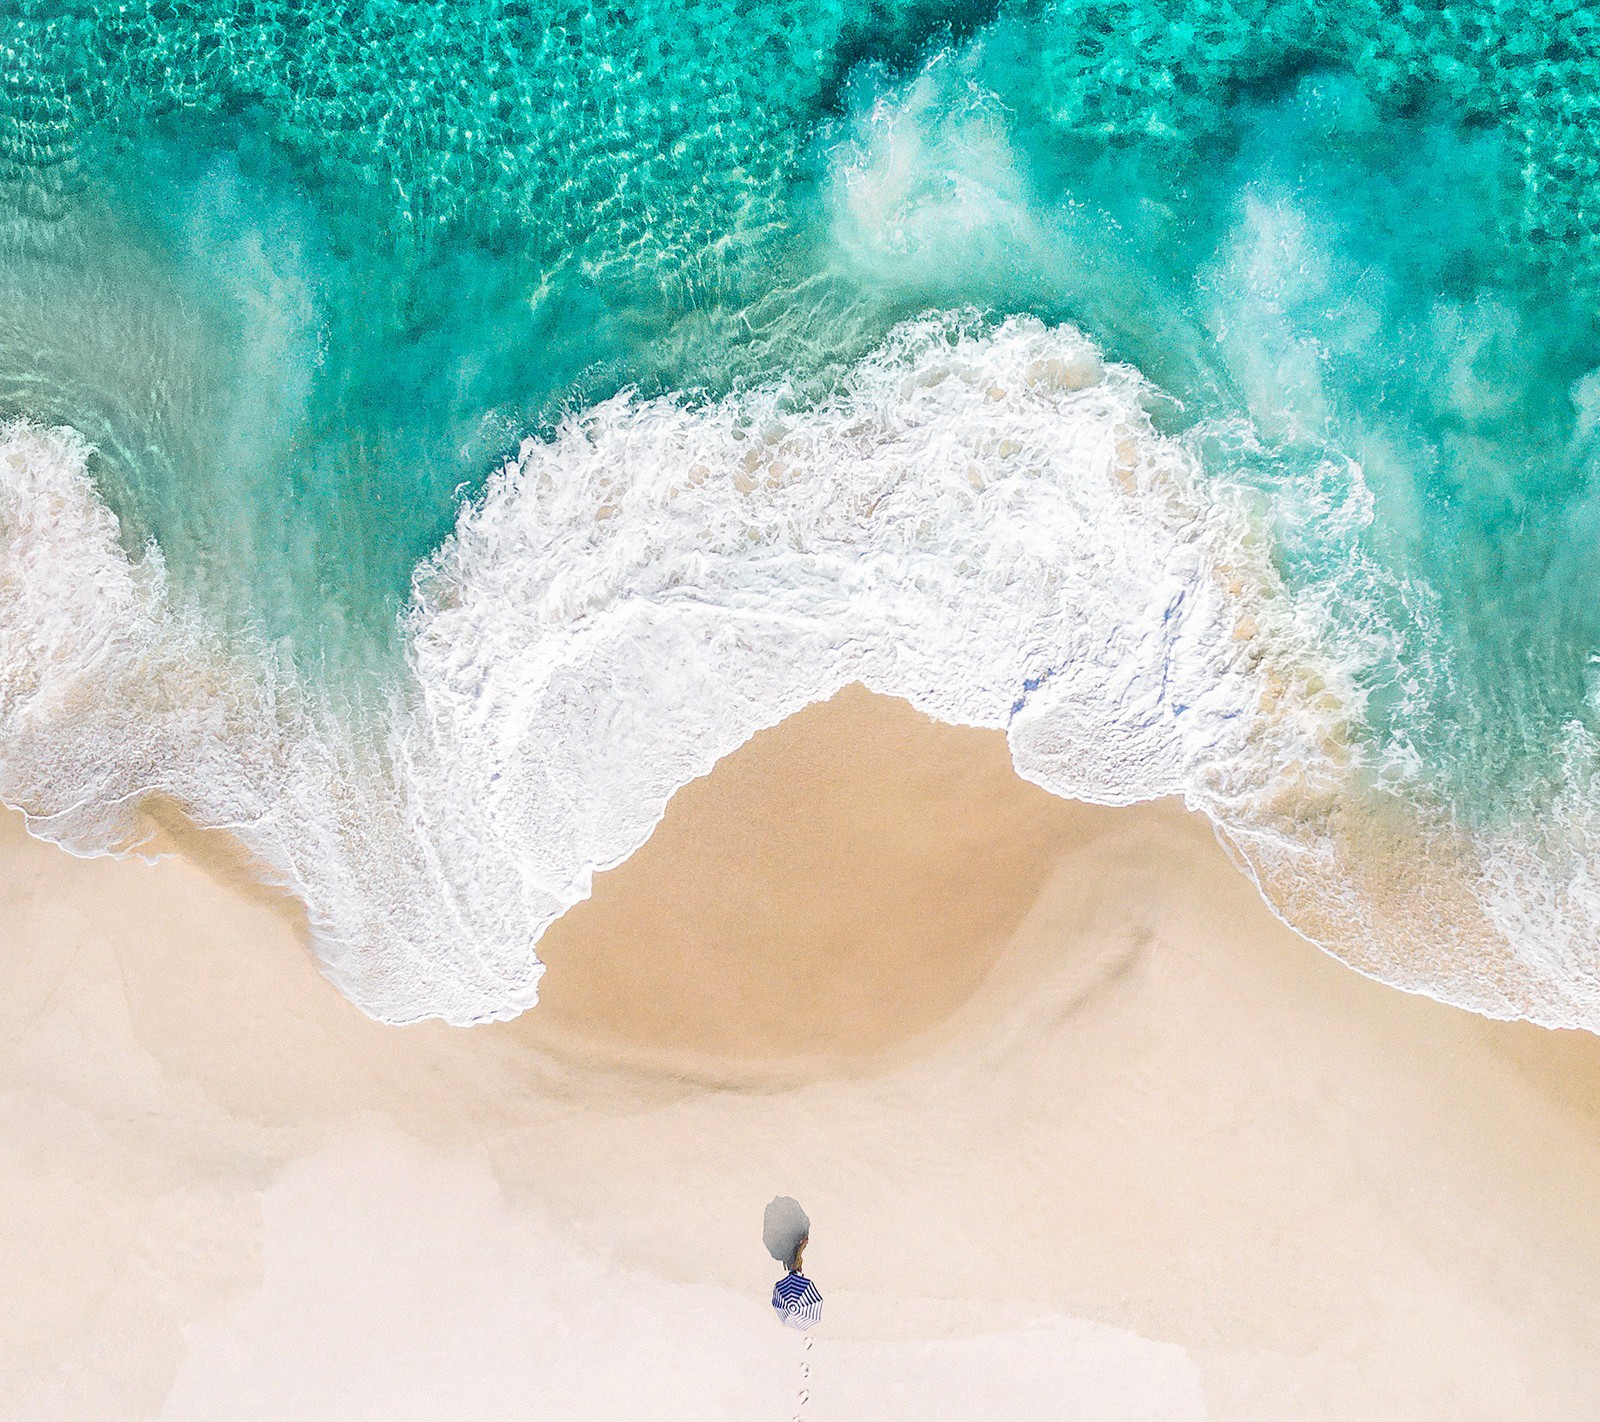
[771,1234,823,1330]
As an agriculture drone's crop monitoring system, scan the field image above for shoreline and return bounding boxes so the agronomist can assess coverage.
[4,688,1600,1418]
[520,686,1124,1083]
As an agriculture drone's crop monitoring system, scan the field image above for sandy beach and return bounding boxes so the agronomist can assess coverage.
[4,685,1600,1421]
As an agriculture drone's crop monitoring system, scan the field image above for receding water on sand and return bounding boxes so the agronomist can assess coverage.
[3,3,1599,1026]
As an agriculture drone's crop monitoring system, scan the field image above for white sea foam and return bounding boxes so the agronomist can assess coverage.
[1474,722,1600,995]
[3,315,1598,1028]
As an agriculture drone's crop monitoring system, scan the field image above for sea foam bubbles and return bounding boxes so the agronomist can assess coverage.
[3,314,1597,1028]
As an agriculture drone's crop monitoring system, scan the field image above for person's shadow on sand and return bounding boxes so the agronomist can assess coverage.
[763,1196,810,1271]
[764,1196,823,1330]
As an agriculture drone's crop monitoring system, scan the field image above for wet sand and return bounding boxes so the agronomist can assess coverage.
[528,687,1095,1067]
[3,686,1599,1420]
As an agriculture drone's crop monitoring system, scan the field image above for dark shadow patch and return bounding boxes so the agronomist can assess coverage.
[763,1195,811,1270]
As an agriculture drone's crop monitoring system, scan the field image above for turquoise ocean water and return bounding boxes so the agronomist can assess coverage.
[3,1,1599,1023]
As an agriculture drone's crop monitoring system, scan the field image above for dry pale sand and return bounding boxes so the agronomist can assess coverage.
[3,685,1600,1421]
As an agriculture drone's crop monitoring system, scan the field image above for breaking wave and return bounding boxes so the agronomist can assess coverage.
[3,311,1597,1027]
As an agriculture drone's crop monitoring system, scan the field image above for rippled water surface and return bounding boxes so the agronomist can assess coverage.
[3,2,1598,1023]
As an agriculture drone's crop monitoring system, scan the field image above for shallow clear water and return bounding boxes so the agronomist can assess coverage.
[3,1,1599,1022]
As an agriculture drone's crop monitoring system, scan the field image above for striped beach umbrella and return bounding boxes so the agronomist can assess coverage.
[772,1270,823,1330]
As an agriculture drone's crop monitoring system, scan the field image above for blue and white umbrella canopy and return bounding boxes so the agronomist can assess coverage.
[772,1270,823,1330]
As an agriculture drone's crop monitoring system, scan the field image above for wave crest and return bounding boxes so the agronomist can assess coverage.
[3,315,1596,1028]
